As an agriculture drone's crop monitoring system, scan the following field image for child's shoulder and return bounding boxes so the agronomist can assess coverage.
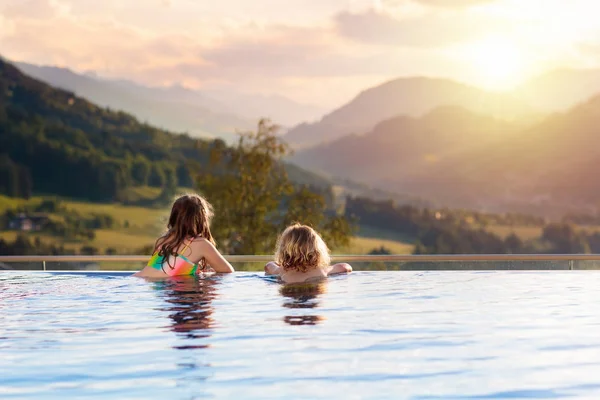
[189,236,214,247]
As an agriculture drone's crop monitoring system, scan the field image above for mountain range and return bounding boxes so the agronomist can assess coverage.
[13,57,600,215]
[284,69,600,150]
[14,62,325,142]
[18,60,600,152]
[284,77,537,149]
[292,97,600,215]
[518,68,600,111]
[0,57,333,204]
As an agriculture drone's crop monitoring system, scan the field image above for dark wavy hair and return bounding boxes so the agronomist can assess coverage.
[155,194,216,270]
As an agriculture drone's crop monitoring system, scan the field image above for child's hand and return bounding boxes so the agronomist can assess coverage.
[328,263,352,275]
[264,262,280,275]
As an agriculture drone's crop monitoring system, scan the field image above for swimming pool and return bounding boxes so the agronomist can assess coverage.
[2,271,600,399]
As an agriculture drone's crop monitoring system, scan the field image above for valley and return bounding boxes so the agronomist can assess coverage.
[4,56,600,260]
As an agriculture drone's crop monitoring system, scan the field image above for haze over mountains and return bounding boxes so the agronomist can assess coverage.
[517,68,600,111]
[284,77,535,149]
[13,58,600,216]
[0,57,333,203]
[203,90,326,129]
[14,62,325,142]
[292,96,600,215]
[284,69,600,150]
[18,60,600,152]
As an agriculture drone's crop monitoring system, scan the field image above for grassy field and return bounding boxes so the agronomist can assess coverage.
[0,193,415,256]
[0,195,29,213]
[341,225,414,254]
[482,223,600,241]
[357,225,414,243]
[66,201,166,236]
[483,224,543,241]
[339,236,413,255]
[8,194,600,260]
[0,193,416,272]
[0,193,168,254]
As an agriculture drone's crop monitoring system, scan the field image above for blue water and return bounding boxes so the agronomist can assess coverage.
[2,271,600,399]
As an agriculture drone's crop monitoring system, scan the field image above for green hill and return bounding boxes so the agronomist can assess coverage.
[0,58,329,203]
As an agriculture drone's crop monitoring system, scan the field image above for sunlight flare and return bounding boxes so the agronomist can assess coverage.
[462,36,528,89]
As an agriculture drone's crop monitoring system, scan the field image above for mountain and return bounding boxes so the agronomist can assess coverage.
[15,62,325,136]
[205,90,326,127]
[292,100,600,215]
[292,106,520,202]
[0,58,331,202]
[15,62,252,142]
[284,77,533,149]
[517,68,600,111]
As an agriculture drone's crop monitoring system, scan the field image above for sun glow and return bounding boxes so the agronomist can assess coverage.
[462,36,528,90]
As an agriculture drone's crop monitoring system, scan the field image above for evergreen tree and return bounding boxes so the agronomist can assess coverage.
[0,155,19,197]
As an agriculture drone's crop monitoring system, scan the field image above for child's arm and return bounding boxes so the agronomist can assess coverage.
[196,239,235,273]
[264,261,281,275]
[327,263,352,275]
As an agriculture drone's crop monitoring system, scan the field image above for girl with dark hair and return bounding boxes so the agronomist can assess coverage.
[135,194,234,278]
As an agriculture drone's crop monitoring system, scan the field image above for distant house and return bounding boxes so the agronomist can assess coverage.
[8,213,49,232]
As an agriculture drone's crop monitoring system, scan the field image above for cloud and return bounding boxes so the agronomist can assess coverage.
[334,8,504,48]
[3,0,594,108]
[2,0,65,19]
[0,0,467,107]
[571,42,600,67]
[413,0,496,7]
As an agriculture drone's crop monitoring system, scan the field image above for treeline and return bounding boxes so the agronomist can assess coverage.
[0,59,329,203]
[0,234,67,256]
[0,59,212,202]
[0,234,124,257]
[346,196,600,254]
[0,154,32,199]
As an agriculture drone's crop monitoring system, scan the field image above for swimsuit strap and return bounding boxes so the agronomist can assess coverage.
[176,238,198,266]
[179,238,194,254]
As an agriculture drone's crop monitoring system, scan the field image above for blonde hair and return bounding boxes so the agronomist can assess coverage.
[275,223,330,273]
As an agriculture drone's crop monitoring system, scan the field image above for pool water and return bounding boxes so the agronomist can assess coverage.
[2,271,600,399]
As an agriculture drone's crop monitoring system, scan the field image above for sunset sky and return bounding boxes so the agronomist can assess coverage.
[1,0,600,107]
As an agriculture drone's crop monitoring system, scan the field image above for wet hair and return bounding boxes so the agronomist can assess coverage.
[275,223,330,273]
[155,194,216,270]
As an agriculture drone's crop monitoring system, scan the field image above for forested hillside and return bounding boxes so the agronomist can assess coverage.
[0,58,328,203]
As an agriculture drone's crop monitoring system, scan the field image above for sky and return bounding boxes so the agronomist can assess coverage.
[1,0,600,107]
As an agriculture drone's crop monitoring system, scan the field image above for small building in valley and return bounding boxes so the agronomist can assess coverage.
[8,213,49,232]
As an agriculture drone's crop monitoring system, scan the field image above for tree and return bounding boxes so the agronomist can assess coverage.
[197,119,354,255]
[17,166,32,199]
[504,233,523,254]
[369,246,392,255]
[156,164,178,206]
[176,162,194,188]
[148,164,166,187]
[131,157,151,186]
[0,155,19,197]
[541,223,591,254]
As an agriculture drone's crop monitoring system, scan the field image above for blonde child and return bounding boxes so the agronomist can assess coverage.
[265,223,352,283]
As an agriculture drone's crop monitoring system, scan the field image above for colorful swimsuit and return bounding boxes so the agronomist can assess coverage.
[147,240,198,276]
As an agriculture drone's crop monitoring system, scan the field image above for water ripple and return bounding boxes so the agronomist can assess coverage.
[2,271,600,399]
